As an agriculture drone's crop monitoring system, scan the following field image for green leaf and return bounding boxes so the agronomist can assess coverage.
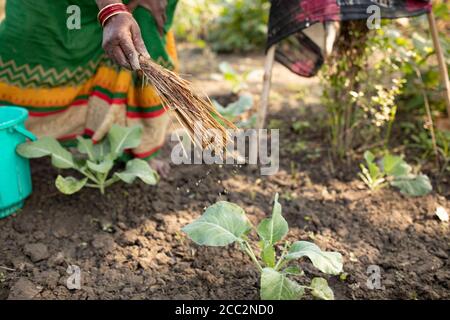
[92,138,111,162]
[363,151,382,179]
[114,159,159,185]
[182,201,251,246]
[390,174,432,197]
[77,137,95,161]
[363,150,375,164]
[219,62,236,77]
[260,268,304,300]
[108,125,142,158]
[282,266,304,276]
[226,95,253,117]
[213,95,253,120]
[17,137,75,169]
[310,277,334,300]
[87,159,114,174]
[55,176,88,195]
[212,100,227,114]
[286,241,343,275]
[257,193,288,245]
[260,241,276,268]
[381,154,411,177]
[367,161,382,180]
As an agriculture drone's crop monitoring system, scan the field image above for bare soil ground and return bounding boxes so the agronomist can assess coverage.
[0,48,449,300]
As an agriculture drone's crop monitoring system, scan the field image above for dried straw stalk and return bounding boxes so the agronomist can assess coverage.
[139,56,236,152]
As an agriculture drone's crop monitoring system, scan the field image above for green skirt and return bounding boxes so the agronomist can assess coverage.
[0,0,179,159]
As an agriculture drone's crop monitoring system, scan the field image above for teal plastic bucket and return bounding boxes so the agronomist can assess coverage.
[0,107,36,219]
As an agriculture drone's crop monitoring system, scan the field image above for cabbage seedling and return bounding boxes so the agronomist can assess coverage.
[182,194,343,300]
[17,125,158,195]
[359,151,432,196]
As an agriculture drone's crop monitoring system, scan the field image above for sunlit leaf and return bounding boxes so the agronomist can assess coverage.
[115,159,159,185]
[260,241,276,268]
[286,241,343,275]
[381,154,411,177]
[363,151,375,164]
[260,268,304,300]
[225,94,253,116]
[310,277,334,300]
[87,159,114,174]
[77,137,96,161]
[257,193,288,245]
[182,201,251,246]
[17,137,75,169]
[390,174,432,197]
[92,138,111,162]
[108,125,142,158]
[55,176,87,195]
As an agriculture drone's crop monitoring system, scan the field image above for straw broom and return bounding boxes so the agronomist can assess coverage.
[139,56,236,153]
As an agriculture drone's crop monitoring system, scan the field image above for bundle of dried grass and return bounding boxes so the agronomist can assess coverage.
[139,56,236,152]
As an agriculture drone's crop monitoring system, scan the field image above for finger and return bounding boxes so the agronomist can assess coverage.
[162,12,167,29]
[120,34,141,70]
[127,0,139,12]
[113,46,132,70]
[131,23,151,59]
[162,0,168,23]
[155,15,165,36]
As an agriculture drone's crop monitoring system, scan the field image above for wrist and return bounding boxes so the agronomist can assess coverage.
[98,2,131,27]
[96,0,123,10]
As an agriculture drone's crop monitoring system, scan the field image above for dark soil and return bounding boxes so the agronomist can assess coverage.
[1,48,449,300]
[1,103,449,300]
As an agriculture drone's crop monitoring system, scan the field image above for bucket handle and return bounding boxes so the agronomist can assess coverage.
[14,126,37,141]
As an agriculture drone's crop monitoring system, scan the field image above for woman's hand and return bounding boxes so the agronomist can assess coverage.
[127,0,168,35]
[102,13,150,70]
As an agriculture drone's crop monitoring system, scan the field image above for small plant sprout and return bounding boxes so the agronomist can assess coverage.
[17,125,159,195]
[182,194,343,300]
[359,151,432,196]
[358,151,387,190]
[217,62,261,94]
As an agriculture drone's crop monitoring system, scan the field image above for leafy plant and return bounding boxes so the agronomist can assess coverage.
[291,121,311,134]
[213,94,255,128]
[217,62,261,94]
[207,0,270,53]
[174,0,269,52]
[173,0,222,47]
[359,151,432,196]
[409,129,450,172]
[182,194,343,300]
[321,21,406,160]
[358,151,387,190]
[17,125,158,195]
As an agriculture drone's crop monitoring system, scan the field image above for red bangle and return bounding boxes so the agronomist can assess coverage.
[98,3,130,27]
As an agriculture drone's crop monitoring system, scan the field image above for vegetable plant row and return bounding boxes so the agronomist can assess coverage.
[17,125,159,195]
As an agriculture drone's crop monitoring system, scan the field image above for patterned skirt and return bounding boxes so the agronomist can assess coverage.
[0,0,179,159]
